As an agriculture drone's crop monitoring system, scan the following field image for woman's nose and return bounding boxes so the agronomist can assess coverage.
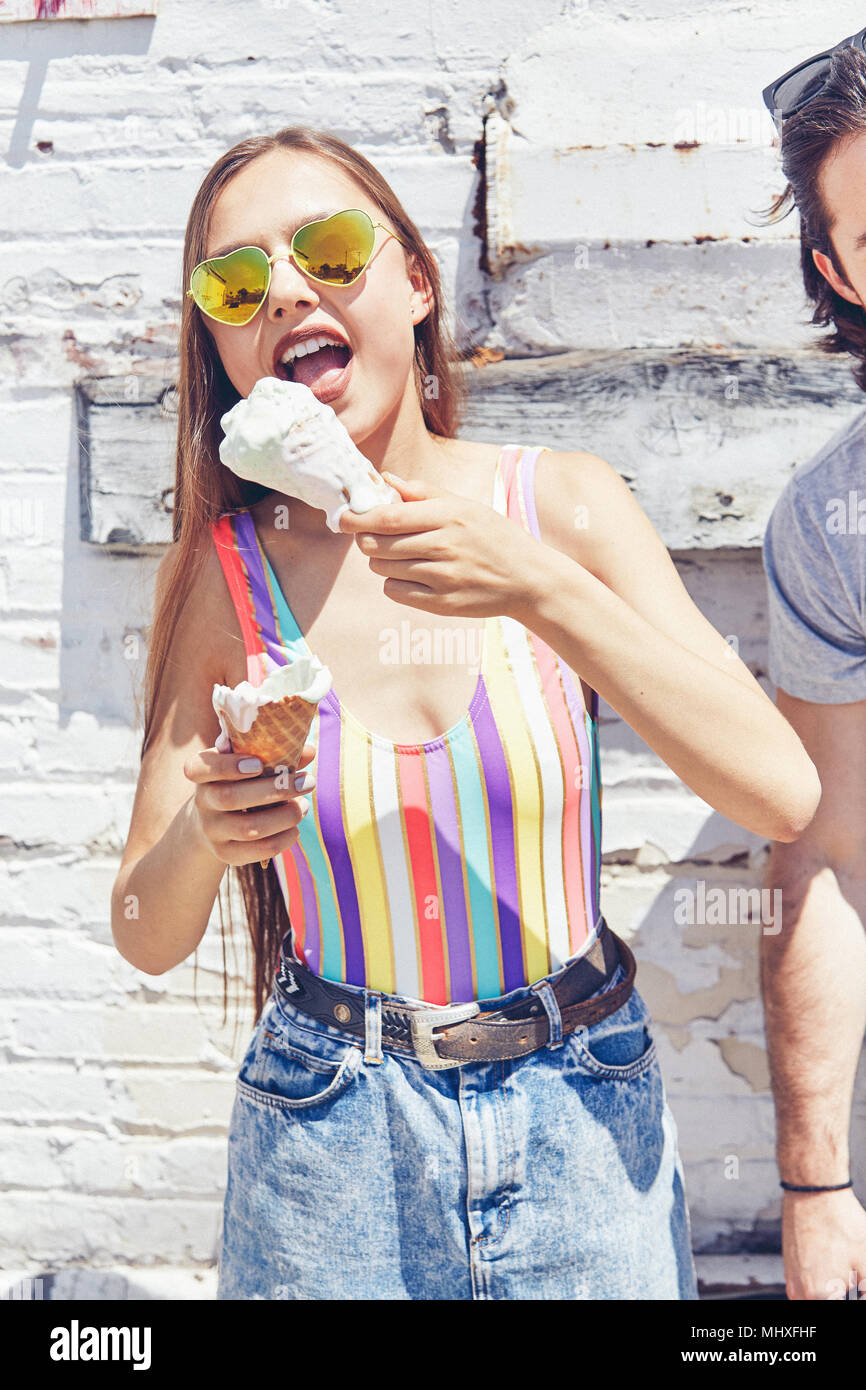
[266,254,319,313]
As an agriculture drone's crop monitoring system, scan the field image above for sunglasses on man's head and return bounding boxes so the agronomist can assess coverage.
[186,208,409,326]
[762,25,866,134]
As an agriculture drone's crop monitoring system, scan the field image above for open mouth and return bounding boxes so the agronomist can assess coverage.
[275,342,353,391]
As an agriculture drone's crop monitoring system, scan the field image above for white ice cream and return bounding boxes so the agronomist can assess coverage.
[212,651,333,736]
[219,376,399,531]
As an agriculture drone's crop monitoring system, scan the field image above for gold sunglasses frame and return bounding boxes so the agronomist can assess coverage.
[186,208,410,325]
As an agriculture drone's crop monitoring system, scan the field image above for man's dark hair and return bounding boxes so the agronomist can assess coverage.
[761,46,866,389]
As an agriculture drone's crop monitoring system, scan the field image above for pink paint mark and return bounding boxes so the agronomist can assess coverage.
[35,0,100,15]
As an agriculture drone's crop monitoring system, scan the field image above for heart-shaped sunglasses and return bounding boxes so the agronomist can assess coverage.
[187,208,409,326]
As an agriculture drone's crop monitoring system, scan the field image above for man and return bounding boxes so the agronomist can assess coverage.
[761,31,866,1300]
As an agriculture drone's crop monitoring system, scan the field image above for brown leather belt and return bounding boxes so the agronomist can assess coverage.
[273,918,637,1070]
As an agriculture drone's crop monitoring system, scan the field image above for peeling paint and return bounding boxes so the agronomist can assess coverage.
[714,1038,771,1093]
[483,108,550,277]
[467,347,505,367]
[635,959,756,1025]
[660,1024,692,1053]
[62,330,100,370]
[0,270,141,315]
[424,106,455,155]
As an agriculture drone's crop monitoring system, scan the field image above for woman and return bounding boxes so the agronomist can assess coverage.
[111,125,821,1301]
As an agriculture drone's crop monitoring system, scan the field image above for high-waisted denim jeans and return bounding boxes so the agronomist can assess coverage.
[216,931,698,1301]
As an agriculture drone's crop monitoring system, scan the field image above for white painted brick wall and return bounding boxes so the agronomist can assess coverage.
[1,0,863,1298]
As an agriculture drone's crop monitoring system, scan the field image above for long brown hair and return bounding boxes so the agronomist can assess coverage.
[139,127,468,1041]
[756,47,866,390]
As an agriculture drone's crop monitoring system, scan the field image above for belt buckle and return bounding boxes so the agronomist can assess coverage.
[410,1001,481,1070]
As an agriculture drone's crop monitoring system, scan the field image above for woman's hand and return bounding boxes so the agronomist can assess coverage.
[183,736,317,866]
[338,470,542,618]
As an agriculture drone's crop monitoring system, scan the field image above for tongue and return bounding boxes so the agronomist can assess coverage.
[292,344,350,388]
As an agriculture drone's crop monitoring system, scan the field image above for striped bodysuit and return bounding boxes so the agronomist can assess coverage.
[211,444,603,1007]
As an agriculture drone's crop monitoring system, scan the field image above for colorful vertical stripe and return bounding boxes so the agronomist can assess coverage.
[210,444,603,1006]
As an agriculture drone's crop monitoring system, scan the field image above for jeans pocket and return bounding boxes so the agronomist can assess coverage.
[236,1000,362,1111]
[566,987,657,1082]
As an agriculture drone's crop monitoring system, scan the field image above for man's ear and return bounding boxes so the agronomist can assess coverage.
[812,247,863,306]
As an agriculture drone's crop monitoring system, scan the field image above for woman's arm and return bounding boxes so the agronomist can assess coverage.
[111,542,312,975]
[510,450,822,842]
[111,544,230,973]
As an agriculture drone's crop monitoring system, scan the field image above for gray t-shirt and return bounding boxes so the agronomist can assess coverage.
[763,405,866,703]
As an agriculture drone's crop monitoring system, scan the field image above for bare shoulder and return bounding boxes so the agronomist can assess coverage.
[531,448,636,579]
[533,448,775,700]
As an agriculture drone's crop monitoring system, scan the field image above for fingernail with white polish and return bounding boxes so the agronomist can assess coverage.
[294,772,316,791]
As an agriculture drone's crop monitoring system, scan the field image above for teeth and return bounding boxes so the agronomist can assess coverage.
[279,334,346,367]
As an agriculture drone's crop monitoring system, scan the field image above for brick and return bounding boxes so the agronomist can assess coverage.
[0,1128,228,1197]
[0,1193,221,1266]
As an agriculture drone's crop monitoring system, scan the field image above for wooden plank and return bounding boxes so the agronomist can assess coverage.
[462,348,866,549]
[76,349,865,551]
[483,105,783,259]
[76,376,177,549]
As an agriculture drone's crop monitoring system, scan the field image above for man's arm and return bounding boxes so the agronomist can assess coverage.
[762,689,866,1300]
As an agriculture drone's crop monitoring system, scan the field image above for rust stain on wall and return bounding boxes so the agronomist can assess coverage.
[62,330,99,369]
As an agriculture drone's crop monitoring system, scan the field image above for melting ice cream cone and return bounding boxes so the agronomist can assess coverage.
[218,376,400,531]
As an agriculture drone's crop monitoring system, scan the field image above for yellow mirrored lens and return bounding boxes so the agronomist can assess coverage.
[190,247,269,324]
[292,210,375,284]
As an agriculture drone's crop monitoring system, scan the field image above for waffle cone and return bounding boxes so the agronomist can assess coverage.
[220,694,318,775]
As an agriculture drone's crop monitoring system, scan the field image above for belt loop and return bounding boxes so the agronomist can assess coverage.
[530,979,564,1049]
[364,991,384,1064]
